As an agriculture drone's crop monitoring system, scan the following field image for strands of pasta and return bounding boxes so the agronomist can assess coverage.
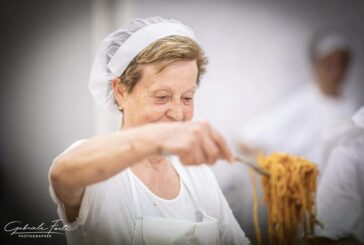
[249,168,262,245]
[252,153,319,245]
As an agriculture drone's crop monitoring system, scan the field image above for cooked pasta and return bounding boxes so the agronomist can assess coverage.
[249,168,262,245]
[251,153,319,245]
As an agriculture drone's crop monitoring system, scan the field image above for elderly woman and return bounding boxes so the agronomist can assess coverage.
[48,17,250,245]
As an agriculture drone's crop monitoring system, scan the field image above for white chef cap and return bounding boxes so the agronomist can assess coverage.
[310,31,351,61]
[88,16,196,112]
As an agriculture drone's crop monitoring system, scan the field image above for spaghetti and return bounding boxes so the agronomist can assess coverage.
[251,153,319,245]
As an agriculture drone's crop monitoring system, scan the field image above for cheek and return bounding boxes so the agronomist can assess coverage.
[138,104,169,123]
[184,104,194,121]
[124,96,162,126]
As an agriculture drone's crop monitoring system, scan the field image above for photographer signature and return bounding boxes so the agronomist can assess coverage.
[4,219,71,236]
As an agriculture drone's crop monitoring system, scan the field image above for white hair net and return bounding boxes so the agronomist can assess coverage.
[88,16,196,112]
[310,31,351,60]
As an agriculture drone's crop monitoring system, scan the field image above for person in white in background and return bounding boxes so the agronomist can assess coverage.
[313,106,364,245]
[237,30,359,169]
[48,17,250,245]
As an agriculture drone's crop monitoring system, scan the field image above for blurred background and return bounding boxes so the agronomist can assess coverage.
[1,0,363,244]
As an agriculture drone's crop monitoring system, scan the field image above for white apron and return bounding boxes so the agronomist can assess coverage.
[127,159,220,245]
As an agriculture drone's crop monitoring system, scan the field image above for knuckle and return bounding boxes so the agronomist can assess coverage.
[179,145,190,155]
[192,128,200,137]
[186,137,196,147]
[199,120,209,128]
[180,157,189,165]
[180,154,192,164]
[206,157,214,164]
[194,124,204,133]
[212,149,220,158]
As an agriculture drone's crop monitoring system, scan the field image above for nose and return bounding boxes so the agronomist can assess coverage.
[166,102,184,121]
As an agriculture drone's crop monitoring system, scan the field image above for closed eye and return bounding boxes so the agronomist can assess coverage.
[154,95,171,104]
[183,97,193,104]
[158,96,169,100]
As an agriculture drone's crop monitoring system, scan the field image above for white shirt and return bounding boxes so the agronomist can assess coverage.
[48,139,250,245]
[237,83,357,166]
[315,106,364,242]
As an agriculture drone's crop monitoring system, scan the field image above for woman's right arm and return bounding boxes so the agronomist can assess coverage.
[50,124,160,221]
[50,121,234,221]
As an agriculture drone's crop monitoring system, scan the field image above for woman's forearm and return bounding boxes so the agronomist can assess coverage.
[51,125,160,203]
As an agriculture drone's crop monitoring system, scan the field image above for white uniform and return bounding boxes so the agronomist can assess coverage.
[238,82,357,166]
[48,139,250,245]
[315,106,364,242]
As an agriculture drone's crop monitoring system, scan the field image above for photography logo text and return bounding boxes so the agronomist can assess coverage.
[4,219,71,239]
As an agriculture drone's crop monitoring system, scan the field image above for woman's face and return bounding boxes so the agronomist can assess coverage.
[117,60,198,128]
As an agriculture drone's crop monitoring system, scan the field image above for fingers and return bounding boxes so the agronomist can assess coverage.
[203,122,235,163]
[191,121,234,164]
[178,125,207,165]
[190,138,206,165]
[167,121,234,165]
[199,127,220,164]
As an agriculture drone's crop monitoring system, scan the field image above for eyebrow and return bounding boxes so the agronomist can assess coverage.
[150,86,197,93]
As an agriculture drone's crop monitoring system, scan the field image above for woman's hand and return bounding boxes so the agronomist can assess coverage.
[148,121,235,165]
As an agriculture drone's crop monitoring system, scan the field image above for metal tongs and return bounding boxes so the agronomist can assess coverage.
[234,156,270,177]
[162,150,270,177]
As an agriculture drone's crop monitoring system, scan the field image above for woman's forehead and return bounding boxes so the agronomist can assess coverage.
[137,61,198,92]
[139,80,197,94]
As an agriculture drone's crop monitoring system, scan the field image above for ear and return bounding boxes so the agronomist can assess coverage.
[112,77,127,109]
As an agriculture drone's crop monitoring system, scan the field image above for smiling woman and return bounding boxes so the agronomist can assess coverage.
[48,16,251,245]
[113,59,199,128]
